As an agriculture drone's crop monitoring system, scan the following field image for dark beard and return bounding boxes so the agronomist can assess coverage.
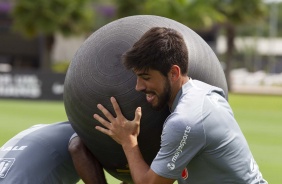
[152,78,171,111]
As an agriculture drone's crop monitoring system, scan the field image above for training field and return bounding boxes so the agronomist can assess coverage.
[0,94,281,183]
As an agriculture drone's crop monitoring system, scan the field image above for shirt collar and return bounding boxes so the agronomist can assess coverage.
[170,78,192,112]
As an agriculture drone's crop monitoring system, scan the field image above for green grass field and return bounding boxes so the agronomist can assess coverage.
[0,94,281,183]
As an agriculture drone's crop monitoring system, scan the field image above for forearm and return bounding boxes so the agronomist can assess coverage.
[72,149,107,184]
[69,137,107,184]
[122,143,150,184]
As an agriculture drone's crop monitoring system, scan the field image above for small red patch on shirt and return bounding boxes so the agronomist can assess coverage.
[181,168,188,180]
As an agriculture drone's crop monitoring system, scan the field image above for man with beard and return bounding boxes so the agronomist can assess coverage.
[93,27,268,184]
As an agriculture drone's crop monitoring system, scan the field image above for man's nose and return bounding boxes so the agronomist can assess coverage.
[135,78,145,92]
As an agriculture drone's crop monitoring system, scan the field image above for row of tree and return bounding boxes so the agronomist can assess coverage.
[116,0,268,90]
[11,0,270,89]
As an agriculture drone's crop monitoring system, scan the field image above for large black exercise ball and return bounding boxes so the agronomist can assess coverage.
[64,15,228,183]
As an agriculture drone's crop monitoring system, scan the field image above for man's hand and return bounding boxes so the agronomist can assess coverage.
[94,97,174,184]
[94,97,142,147]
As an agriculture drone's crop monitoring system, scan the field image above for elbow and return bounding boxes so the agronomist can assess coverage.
[68,135,85,155]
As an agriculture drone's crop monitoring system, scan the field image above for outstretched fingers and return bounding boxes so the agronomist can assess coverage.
[134,107,142,124]
[96,103,115,122]
[95,125,111,135]
[94,113,110,128]
[94,114,112,135]
[110,97,124,119]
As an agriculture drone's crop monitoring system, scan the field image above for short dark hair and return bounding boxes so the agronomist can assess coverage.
[122,27,188,76]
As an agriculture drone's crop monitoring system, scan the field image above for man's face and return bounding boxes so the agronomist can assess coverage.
[134,69,171,110]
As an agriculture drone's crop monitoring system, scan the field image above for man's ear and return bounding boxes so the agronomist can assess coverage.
[169,65,181,81]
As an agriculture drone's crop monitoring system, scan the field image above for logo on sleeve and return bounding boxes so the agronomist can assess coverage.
[167,162,175,170]
[167,126,191,170]
[181,168,188,180]
[0,158,15,178]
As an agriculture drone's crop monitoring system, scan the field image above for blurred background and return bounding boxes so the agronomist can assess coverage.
[1,0,282,95]
[0,0,281,183]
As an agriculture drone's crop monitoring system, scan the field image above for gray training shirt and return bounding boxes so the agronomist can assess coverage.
[151,79,268,184]
[0,122,79,184]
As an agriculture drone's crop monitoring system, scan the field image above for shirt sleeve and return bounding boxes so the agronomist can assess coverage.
[150,112,206,179]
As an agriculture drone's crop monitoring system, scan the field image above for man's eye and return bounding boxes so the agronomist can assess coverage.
[142,77,150,81]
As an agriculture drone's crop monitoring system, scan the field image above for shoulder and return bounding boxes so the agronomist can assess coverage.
[162,110,205,147]
[203,91,233,118]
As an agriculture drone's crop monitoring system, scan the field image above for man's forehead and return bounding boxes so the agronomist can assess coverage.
[133,68,163,77]
[133,68,149,75]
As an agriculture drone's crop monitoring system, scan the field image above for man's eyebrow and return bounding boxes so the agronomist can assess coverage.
[136,72,149,76]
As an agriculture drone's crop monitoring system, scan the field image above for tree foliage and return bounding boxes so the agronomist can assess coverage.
[116,0,225,30]
[114,0,268,90]
[12,0,95,37]
[212,0,267,25]
[210,0,267,90]
[10,0,270,74]
[143,0,225,29]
